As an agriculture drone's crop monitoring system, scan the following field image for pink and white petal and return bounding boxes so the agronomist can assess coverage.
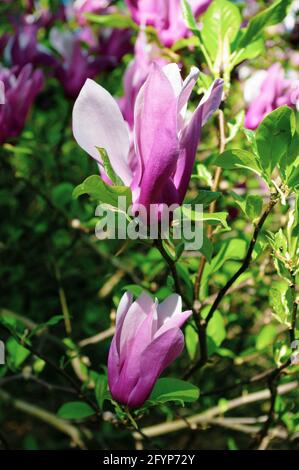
[119,292,156,356]
[115,291,133,328]
[178,66,200,115]
[127,327,185,408]
[174,78,223,202]
[157,293,182,328]
[155,310,192,338]
[198,78,223,126]
[72,78,132,186]
[134,63,180,207]
[107,335,121,392]
[115,308,158,403]
[162,63,183,97]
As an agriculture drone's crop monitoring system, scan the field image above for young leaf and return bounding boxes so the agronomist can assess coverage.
[6,337,30,369]
[57,401,95,420]
[72,175,132,209]
[149,378,200,404]
[214,149,262,176]
[199,234,214,263]
[97,148,124,186]
[84,13,138,29]
[206,310,226,348]
[188,190,222,207]
[182,207,229,230]
[185,323,198,360]
[95,374,109,411]
[256,324,277,350]
[237,0,291,49]
[270,281,293,326]
[256,106,294,175]
[201,0,241,61]
[245,195,263,221]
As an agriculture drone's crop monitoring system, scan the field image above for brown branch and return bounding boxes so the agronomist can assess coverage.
[154,238,192,310]
[289,271,298,344]
[133,381,298,440]
[193,109,226,303]
[0,389,86,449]
[205,191,279,325]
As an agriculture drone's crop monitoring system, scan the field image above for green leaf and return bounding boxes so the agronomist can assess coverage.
[214,149,262,176]
[188,190,222,207]
[95,374,109,411]
[201,0,241,61]
[280,132,299,186]
[245,195,263,221]
[193,163,213,187]
[256,106,294,175]
[199,234,214,263]
[201,238,247,294]
[72,175,132,208]
[149,378,200,404]
[185,324,198,360]
[270,281,294,326]
[84,13,138,29]
[231,38,265,67]
[206,310,226,347]
[46,315,65,326]
[182,207,229,230]
[256,324,277,350]
[181,0,213,70]
[237,0,292,49]
[57,401,95,420]
[6,337,30,368]
[181,0,199,32]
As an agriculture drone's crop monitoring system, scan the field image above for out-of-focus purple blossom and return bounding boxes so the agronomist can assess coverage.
[73,63,223,219]
[50,28,102,99]
[0,64,43,144]
[4,22,55,68]
[243,0,259,18]
[125,0,211,47]
[119,32,167,128]
[98,28,133,70]
[107,292,192,408]
[244,63,299,130]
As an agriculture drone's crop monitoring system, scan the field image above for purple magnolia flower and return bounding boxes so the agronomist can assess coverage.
[108,292,192,408]
[73,62,223,218]
[97,28,133,71]
[125,0,211,47]
[50,28,102,99]
[119,32,168,128]
[4,22,55,68]
[244,63,299,130]
[0,64,43,144]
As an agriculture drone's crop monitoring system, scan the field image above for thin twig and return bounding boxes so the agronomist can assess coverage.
[0,389,86,449]
[193,109,226,303]
[206,191,279,326]
[154,238,192,310]
[133,381,298,440]
[79,326,115,348]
